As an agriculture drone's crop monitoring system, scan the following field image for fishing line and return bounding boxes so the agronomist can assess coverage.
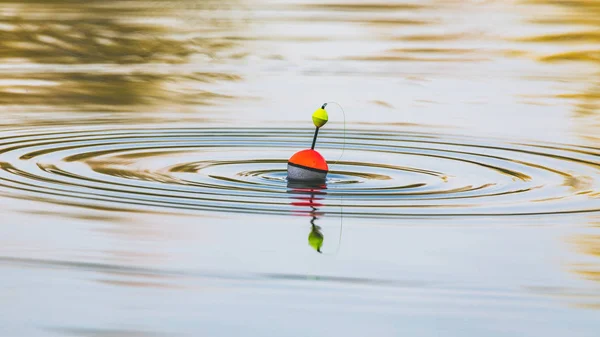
[321,101,346,256]
[330,195,344,256]
[316,194,344,257]
[322,101,347,166]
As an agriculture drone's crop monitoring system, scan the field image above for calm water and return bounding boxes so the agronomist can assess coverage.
[1,1,600,336]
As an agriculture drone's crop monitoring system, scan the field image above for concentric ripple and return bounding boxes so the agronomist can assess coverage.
[0,127,599,218]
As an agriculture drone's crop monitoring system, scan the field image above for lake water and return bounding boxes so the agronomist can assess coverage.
[1,1,600,336]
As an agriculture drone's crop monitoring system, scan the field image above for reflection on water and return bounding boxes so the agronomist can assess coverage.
[569,221,600,299]
[572,233,600,282]
[0,0,246,114]
[1,0,598,124]
[288,182,329,253]
[522,0,600,294]
[1,127,599,217]
[522,0,600,117]
[2,1,600,336]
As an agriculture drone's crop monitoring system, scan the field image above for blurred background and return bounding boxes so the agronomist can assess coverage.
[1,1,600,336]
[0,0,598,136]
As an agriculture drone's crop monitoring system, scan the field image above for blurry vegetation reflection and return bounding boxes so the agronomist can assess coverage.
[569,227,600,309]
[0,0,247,112]
[523,0,600,291]
[522,0,600,116]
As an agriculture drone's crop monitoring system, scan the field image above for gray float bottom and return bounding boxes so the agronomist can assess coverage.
[287,164,327,182]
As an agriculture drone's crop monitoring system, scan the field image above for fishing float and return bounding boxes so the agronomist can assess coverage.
[287,103,330,182]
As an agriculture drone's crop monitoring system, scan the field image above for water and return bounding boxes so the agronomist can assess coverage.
[1,1,600,336]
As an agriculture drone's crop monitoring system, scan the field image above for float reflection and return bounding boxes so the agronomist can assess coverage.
[287,181,332,254]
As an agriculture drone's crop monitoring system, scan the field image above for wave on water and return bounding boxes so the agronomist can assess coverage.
[0,127,599,218]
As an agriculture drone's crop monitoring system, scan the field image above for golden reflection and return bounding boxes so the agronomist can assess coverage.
[0,15,191,65]
[521,32,600,44]
[540,51,600,63]
[397,33,473,42]
[570,233,600,284]
[521,0,600,117]
[0,0,245,114]
[537,0,600,284]
[558,80,600,116]
[299,3,425,12]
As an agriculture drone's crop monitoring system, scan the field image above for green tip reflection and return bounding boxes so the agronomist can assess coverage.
[309,225,324,253]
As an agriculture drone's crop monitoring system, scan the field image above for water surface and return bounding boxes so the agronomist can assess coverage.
[1,1,600,336]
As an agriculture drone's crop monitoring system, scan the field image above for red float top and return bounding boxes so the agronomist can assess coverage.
[288,149,328,172]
